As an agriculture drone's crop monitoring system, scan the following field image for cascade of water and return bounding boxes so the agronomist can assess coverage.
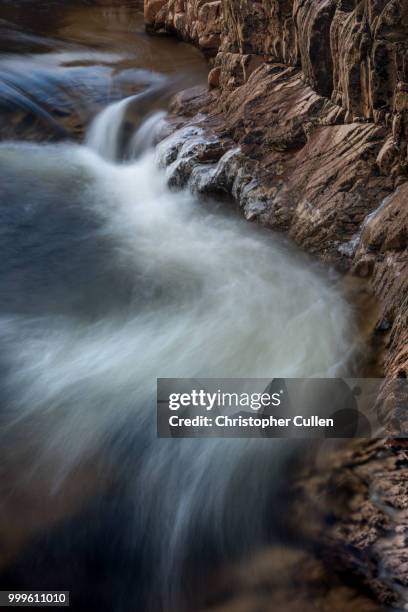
[86,95,136,161]
[86,84,167,161]
[0,100,359,609]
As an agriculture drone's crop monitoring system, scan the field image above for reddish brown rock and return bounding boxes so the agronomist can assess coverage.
[144,0,222,56]
[144,0,408,382]
[208,66,221,88]
[294,0,337,97]
[354,182,408,378]
[144,0,167,25]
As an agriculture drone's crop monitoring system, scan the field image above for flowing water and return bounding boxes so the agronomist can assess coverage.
[0,2,366,611]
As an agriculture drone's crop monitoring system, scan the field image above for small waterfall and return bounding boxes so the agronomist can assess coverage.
[127,110,167,159]
[86,84,168,162]
[86,94,136,161]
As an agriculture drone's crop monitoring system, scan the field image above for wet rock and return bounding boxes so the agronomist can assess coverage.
[144,0,222,57]
[156,124,205,166]
[157,125,230,189]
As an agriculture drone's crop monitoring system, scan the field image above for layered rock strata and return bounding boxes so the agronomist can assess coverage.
[146,0,408,381]
[144,0,222,55]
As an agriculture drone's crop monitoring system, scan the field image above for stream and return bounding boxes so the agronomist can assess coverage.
[0,2,369,611]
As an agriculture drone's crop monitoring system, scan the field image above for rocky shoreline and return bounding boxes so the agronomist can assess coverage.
[145,0,408,380]
[144,0,408,607]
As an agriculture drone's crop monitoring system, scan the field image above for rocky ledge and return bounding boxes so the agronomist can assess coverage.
[145,0,408,607]
[146,0,408,380]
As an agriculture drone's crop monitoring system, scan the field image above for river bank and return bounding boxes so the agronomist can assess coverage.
[144,0,408,608]
[145,0,408,380]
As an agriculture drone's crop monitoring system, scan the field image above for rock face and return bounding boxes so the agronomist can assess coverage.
[145,0,408,381]
[145,0,408,605]
[144,0,222,55]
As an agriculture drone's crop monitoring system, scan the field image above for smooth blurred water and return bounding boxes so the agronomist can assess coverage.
[0,112,359,606]
[0,2,362,611]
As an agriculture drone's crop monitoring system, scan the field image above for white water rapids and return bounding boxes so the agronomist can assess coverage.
[0,99,359,608]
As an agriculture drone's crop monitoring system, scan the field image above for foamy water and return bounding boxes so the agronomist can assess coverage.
[0,102,359,607]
